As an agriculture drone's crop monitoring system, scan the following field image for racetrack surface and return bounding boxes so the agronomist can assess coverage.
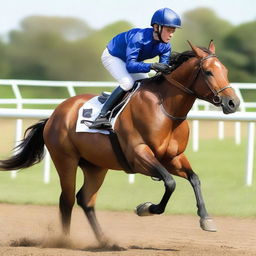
[0,204,255,256]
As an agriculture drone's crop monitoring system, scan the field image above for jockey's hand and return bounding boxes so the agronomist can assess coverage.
[151,63,171,74]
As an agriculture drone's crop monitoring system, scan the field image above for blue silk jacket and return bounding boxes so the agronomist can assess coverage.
[107,28,171,73]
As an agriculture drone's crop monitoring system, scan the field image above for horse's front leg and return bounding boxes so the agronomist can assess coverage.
[167,153,217,232]
[133,144,176,216]
[188,171,217,232]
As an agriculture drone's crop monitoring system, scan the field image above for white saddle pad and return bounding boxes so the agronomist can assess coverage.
[76,94,112,134]
[75,87,137,134]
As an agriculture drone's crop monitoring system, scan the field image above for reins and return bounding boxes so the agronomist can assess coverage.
[164,76,196,96]
[160,104,187,120]
[165,55,217,99]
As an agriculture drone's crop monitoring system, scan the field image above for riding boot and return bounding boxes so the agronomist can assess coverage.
[90,86,126,129]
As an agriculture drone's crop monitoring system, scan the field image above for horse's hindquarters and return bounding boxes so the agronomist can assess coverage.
[72,132,123,170]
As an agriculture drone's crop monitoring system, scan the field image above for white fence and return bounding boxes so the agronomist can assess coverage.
[0,79,255,186]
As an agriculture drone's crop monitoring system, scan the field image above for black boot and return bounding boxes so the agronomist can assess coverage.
[90,86,126,129]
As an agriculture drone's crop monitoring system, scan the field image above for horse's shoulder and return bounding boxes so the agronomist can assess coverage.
[132,88,160,106]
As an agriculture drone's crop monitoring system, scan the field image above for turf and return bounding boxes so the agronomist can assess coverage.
[0,137,255,217]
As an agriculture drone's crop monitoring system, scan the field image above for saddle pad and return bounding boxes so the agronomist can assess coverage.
[75,91,134,134]
[76,95,111,134]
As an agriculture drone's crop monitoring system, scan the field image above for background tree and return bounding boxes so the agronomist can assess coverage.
[222,21,256,82]
[1,8,255,83]
[172,8,233,52]
[6,17,132,81]
[0,40,10,78]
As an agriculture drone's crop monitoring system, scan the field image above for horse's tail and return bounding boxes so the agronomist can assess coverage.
[0,119,48,171]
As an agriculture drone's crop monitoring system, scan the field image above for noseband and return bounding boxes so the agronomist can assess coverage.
[161,54,233,120]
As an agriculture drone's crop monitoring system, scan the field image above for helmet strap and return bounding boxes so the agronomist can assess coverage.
[157,25,165,43]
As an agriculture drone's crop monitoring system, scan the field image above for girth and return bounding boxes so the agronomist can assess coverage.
[108,130,133,174]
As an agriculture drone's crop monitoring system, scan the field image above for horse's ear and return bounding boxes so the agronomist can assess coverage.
[187,40,207,58]
[208,40,215,54]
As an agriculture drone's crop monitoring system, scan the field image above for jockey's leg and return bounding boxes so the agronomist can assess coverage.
[90,48,147,129]
[89,86,126,129]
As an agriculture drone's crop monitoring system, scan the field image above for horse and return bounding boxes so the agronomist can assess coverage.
[0,41,240,245]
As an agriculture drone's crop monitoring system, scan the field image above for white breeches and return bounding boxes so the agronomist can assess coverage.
[101,48,149,91]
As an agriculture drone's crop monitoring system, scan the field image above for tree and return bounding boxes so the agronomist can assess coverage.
[223,21,256,82]
[172,8,233,52]
[6,16,132,81]
[3,10,256,83]
[0,39,10,78]
[7,29,67,79]
[171,8,256,82]
[20,16,93,40]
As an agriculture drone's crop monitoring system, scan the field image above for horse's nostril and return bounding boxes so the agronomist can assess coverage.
[228,100,235,109]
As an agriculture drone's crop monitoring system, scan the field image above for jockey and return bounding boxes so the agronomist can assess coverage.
[90,8,181,129]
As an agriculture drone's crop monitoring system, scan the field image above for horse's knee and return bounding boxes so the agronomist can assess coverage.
[165,178,176,193]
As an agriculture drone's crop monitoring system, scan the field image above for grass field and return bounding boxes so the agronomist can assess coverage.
[0,125,255,217]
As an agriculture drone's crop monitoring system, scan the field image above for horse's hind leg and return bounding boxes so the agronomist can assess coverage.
[50,152,79,235]
[76,163,108,244]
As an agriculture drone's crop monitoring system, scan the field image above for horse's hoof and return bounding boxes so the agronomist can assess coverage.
[200,217,217,232]
[135,202,154,216]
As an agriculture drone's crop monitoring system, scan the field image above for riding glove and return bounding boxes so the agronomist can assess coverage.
[151,63,171,74]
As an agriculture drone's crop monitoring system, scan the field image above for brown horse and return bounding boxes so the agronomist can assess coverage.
[0,41,240,244]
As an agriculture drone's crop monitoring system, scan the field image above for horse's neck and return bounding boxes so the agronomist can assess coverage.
[160,68,197,118]
[161,87,195,120]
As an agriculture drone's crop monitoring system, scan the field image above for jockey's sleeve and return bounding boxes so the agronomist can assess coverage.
[159,49,171,65]
[125,41,152,73]
[125,34,171,73]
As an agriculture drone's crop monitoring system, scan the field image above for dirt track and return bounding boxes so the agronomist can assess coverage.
[0,204,255,256]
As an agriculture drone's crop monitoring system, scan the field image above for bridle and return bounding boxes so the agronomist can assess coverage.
[161,54,233,120]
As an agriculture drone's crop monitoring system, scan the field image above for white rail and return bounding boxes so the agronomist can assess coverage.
[0,109,255,186]
[0,80,255,186]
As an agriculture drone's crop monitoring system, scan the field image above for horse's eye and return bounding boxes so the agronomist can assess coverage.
[204,70,213,76]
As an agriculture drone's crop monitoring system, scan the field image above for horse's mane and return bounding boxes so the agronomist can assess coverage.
[147,46,212,83]
[169,47,211,71]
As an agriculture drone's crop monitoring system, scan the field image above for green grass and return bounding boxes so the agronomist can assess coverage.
[0,137,255,217]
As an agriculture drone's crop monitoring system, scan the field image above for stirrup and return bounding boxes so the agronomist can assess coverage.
[89,116,112,129]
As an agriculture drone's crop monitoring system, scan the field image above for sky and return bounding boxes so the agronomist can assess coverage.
[0,0,256,36]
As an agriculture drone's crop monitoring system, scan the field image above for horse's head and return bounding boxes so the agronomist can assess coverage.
[186,40,240,114]
[167,41,240,114]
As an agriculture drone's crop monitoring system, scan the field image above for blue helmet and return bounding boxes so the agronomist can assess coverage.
[151,8,181,28]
